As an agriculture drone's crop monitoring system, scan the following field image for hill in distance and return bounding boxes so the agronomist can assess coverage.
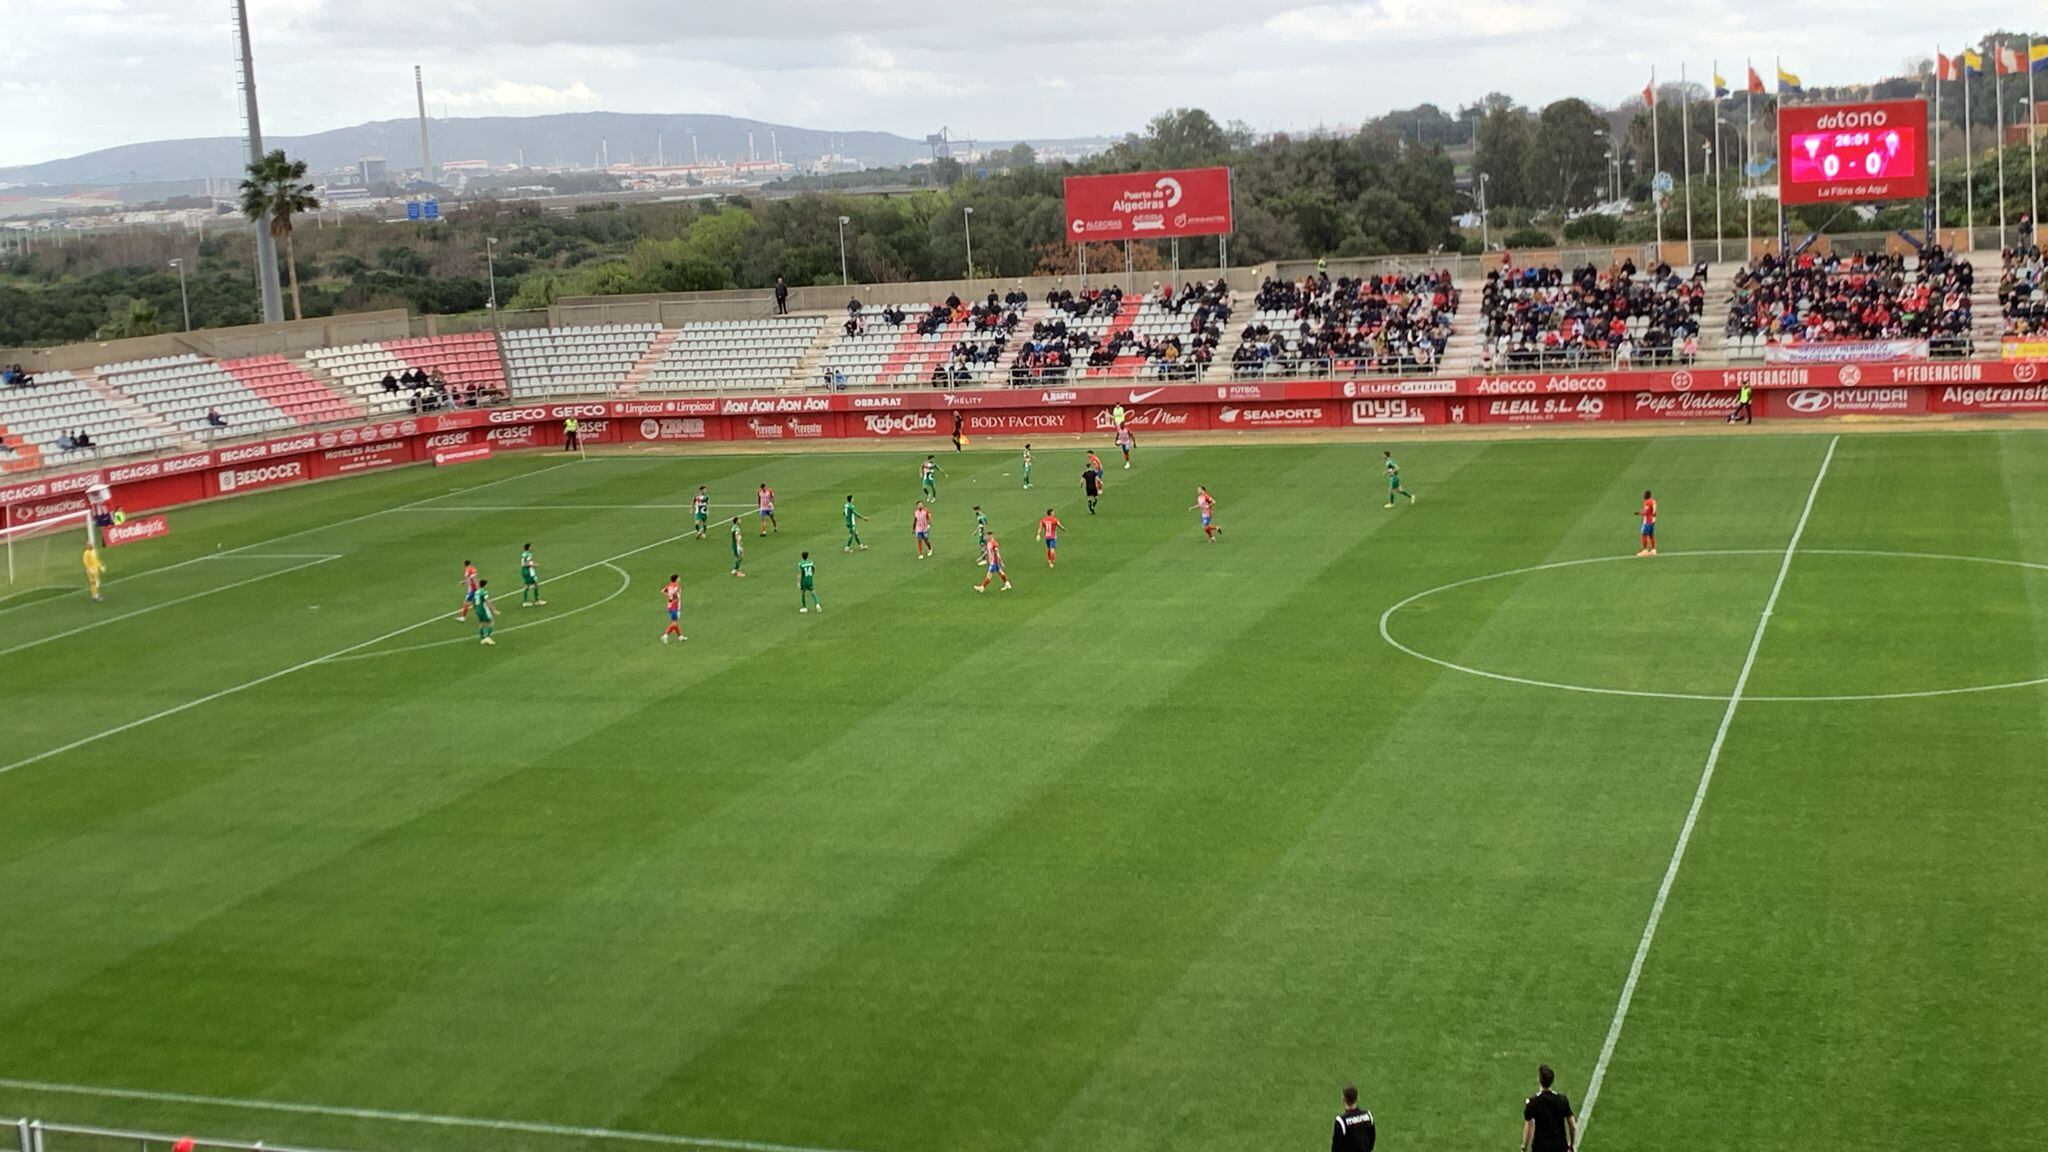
[0,112,941,187]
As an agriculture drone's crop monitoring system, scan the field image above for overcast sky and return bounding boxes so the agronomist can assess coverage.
[0,0,2023,168]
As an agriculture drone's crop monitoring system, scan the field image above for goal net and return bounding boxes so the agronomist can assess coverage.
[1,506,94,601]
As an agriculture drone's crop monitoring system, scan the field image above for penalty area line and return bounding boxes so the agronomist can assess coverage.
[1578,433,1838,1139]
[0,529,692,780]
[0,555,343,659]
[0,1077,867,1152]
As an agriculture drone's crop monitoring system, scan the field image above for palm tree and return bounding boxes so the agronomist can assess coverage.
[239,149,320,321]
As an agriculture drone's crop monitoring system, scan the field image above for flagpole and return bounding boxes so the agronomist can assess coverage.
[1933,48,1943,246]
[1682,63,1695,266]
[1651,66,1665,258]
[1746,58,1756,259]
[1965,50,1976,249]
[1996,40,2008,245]
[1714,60,1726,263]
[2030,36,2040,235]
[1775,56,1786,256]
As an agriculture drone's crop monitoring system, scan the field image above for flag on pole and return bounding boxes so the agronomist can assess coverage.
[1643,78,1656,107]
[1747,66,1766,94]
[1777,66,1803,94]
[1963,49,1984,76]
[1996,44,2025,75]
[2031,43,2048,74]
[1936,53,1961,82]
[1714,72,1730,98]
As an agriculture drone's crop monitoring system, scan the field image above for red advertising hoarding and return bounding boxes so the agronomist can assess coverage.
[1064,167,1234,242]
[1777,100,1930,205]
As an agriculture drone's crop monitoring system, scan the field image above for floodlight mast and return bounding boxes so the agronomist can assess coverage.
[231,0,285,324]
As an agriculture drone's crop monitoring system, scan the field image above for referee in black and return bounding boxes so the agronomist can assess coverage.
[1521,1064,1577,1152]
[1331,1082,1375,1152]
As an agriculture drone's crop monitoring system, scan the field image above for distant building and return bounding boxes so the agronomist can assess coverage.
[358,157,388,186]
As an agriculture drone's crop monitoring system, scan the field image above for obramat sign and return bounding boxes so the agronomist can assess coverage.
[1064,166,1234,241]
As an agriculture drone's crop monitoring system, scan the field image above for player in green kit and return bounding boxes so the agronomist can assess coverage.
[843,495,868,551]
[692,486,710,539]
[1021,444,1034,489]
[728,517,747,577]
[518,543,547,606]
[972,505,989,567]
[798,552,822,613]
[474,580,496,645]
[920,455,945,501]
[1383,450,1416,508]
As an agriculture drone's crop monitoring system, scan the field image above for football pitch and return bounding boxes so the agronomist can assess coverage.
[2,431,2045,1152]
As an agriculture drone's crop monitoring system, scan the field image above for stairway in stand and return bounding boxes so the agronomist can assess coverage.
[80,370,188,450]
[616,329,680,398]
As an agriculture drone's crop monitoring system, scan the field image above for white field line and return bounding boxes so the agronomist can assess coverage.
[0,555,343,658]
[324,562,632,662]
[0,1077,866,1152]
[0,460,580,620]
[0,530,691,779]
[1579,434,1839,1138]
[392,503,735,512]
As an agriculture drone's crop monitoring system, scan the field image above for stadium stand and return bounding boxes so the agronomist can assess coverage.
[1239,272,1456,376]
[820,295,1024,388]
[0,370,172,470]
[98,354,305,439]
[502,324,659,396]
[645,316,825,393]
[1999,247,2046,337]
[305,334,507,415]
[1478,262,1700,370]
[220,355,362,426]
[1070,281,1230,380]
[1723,249,1974,357]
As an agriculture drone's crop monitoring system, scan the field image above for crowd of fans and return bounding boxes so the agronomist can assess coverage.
[380,365,497,412]
[1478,260,1702,371]
[1999,244,2045,338]
[1724,248,1975,352]
[1239,271,1458,377]
[839,291,1029,386]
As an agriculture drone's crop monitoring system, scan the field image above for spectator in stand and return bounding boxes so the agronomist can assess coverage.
[75,429,94,448]
[205,407,228,429]
[1726,248,1973,354]
[2000,246,2046,337]
[847,297,863,318]
[1481,260,1696,371]
[1,364,28,388]
[774,276,789,315]
[381,371,400,395]
[1246,271,1455,376]
[57,431,76,452]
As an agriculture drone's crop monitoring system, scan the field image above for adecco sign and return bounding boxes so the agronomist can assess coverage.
[1064,167,1234,241]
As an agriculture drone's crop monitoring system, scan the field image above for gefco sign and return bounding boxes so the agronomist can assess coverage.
[1064,167,1234,241]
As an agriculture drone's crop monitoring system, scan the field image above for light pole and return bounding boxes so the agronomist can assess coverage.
[962,206,974,282]
[1478,173,1490,253]
[1705,141,1722,263]
[168,258,190,331]
[485,237,502,338]
[837,215,851,286]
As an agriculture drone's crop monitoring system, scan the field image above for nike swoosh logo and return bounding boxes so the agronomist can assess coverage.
[1128,387,1165,403]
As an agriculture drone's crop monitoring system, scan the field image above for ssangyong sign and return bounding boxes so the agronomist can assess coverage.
[1064,166,1234,241]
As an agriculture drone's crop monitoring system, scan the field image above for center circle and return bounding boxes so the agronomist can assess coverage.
[1378,549,2048,703]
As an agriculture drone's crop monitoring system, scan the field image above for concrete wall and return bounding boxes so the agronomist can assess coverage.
[1,310,413,373]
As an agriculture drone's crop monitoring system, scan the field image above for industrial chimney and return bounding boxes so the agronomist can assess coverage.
[414,65,433,180]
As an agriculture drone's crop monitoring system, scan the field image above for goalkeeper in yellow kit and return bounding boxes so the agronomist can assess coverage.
[83,546,105,601]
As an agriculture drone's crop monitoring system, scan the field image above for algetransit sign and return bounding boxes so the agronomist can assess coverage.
[1777,100,1930,205]
[1064,167,1234,241]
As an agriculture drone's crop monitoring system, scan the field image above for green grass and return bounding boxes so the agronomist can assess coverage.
[2,432,2045,1152]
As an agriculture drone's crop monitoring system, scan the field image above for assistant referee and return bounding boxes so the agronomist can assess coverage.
[1331,1083,1375,1152]
[1521,1064,1577,1152]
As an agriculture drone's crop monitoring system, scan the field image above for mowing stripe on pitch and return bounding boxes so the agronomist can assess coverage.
[0,1077,865,1152]
[0,530,692,779]
[0,459,581,619]
[1579,434,1839,1139]
[0,555,342,658]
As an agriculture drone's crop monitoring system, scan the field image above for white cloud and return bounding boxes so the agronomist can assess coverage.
[425,80,603,112]
[1267,0,1574,43]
